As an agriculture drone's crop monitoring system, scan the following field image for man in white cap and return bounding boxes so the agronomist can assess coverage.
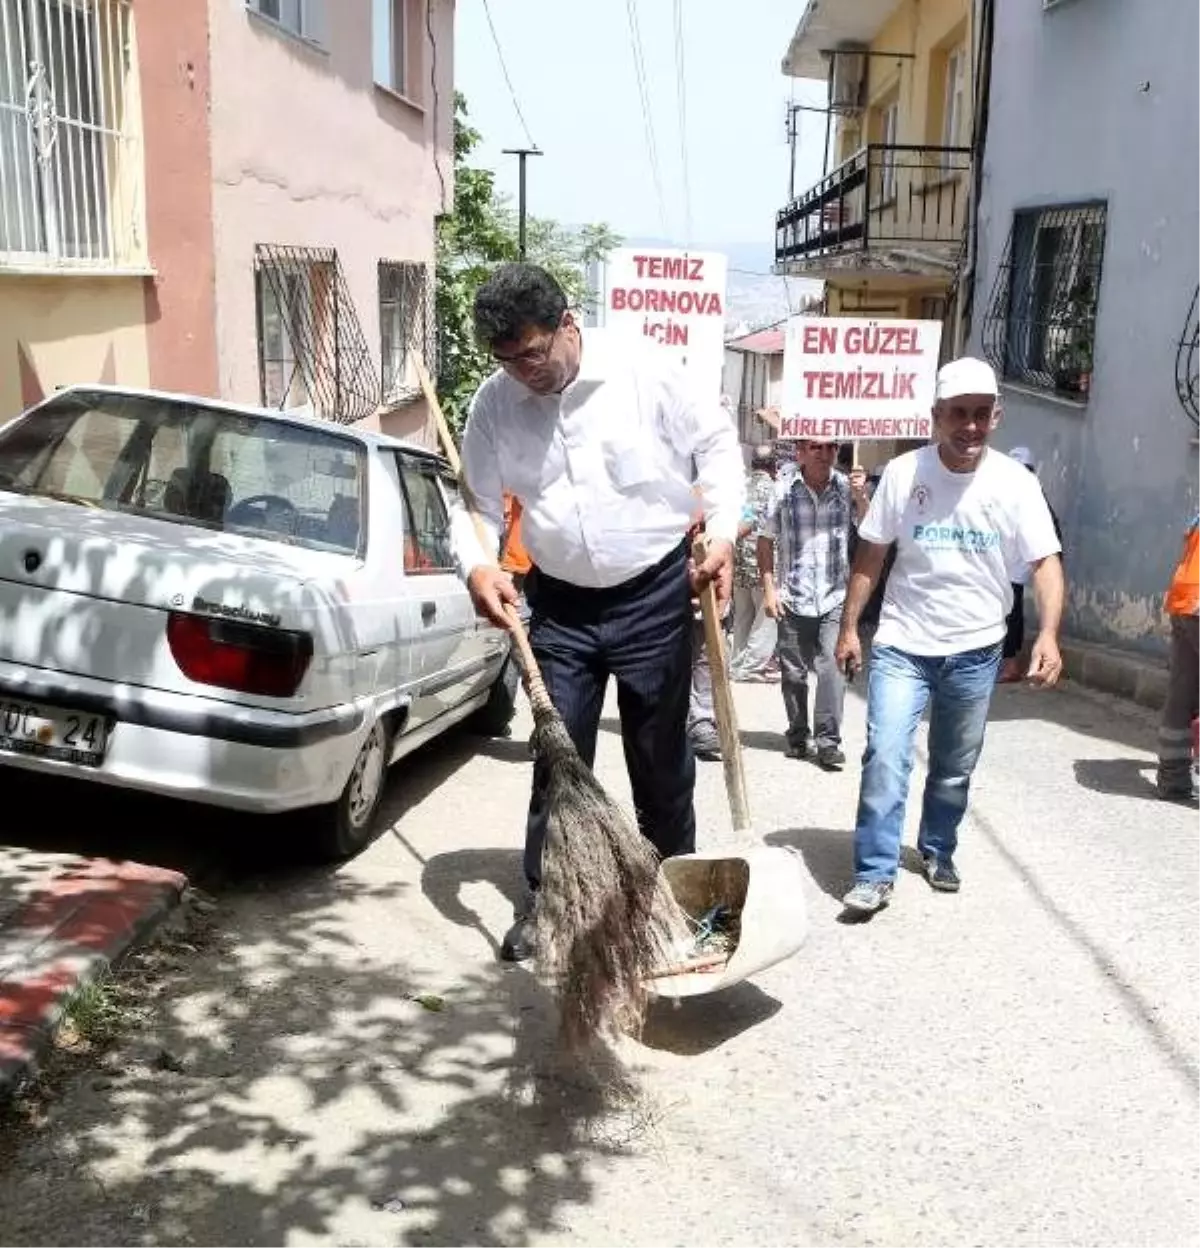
[835,357,1065,913]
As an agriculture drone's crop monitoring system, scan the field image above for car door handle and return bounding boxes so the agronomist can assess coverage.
[421,600,437,622]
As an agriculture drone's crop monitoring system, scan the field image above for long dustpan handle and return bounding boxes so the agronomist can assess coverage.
[693,537,753,835]
[415,351,553,714]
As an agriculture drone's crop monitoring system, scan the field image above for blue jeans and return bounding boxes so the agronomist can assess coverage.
[853,641,1003,882]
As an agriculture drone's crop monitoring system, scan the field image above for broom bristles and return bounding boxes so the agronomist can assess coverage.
[530,704,693,1050]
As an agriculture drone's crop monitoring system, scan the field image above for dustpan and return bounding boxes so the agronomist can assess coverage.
[649,845,809,998]
[645,537,809,998]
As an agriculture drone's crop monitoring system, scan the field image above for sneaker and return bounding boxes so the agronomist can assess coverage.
[690,730,722,761]
[785,738,809,761]
[842,880,894,912]
[817,745,846,771]
[923,855,961,893]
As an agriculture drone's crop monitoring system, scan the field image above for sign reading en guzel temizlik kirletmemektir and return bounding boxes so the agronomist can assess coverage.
[602,248,728,400]
[780,316,943,441]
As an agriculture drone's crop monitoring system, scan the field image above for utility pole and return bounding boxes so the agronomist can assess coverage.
[502,146,542,260]
[785,104,800,202]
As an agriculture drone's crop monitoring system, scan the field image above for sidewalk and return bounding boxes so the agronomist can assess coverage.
[0,848,186,1096]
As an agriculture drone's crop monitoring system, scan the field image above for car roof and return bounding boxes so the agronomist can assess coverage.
[29,383,452,465]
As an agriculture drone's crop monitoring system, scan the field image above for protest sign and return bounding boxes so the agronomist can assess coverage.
[779,316,942,441]
[602,248,728,399]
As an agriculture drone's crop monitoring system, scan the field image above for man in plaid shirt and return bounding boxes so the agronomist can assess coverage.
[758,440,869,769]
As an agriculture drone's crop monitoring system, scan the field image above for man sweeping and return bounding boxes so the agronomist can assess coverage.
[449,262,745,961]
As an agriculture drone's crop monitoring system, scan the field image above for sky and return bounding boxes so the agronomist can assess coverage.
[452,0,828,265]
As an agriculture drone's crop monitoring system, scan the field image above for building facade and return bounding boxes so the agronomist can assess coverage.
[775,0,973,471]
[723,326,784,454]
[0,0,454,444]
[966,0,1198,658]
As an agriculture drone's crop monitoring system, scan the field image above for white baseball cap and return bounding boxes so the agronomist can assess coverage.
[935,356,999,402]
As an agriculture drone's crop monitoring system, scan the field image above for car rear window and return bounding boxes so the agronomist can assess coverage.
[0,391,367,555]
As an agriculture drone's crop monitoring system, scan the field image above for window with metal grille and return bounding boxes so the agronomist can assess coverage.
[378,260,434,404]
[982,202,1107,400]
[245,0,327,47]
[0,0,143,269]
[1177,286,1198,428]
[255,244,380,425]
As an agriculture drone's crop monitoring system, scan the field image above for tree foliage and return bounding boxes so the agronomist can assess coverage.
[434,94,621,432]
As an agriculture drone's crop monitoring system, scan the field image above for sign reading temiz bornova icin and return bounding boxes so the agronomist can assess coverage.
[602,247,728,399]
[779,316,943,441]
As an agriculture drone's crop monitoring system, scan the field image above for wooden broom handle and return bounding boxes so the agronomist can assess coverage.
[693,536,753,834]
[415,351,551,710]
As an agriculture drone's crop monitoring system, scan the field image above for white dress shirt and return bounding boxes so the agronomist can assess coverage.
[449,328,745,589]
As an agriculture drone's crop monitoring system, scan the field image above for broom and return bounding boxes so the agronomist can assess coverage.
[414,355,692,1050]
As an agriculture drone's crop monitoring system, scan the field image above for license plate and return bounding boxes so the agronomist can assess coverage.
[0,699,111,767]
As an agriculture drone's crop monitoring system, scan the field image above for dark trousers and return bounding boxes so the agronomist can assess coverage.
[522,542,697,892]
[1003,583,1026,659]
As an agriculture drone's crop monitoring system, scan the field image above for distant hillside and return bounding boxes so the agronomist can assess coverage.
[611,236,821,335]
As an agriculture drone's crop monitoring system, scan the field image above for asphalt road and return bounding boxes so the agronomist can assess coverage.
[0,674,1196,1247]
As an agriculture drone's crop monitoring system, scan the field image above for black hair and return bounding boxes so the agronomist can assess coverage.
[473,263,568,349]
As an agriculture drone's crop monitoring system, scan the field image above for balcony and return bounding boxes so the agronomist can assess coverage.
[775,144,972,278]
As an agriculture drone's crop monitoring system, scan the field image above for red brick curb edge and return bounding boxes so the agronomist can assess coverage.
[0,859,188,1098]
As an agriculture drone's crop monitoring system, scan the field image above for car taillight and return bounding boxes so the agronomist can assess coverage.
[167,612,313,698]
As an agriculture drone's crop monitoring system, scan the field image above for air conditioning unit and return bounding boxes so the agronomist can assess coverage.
[830,46,866,113]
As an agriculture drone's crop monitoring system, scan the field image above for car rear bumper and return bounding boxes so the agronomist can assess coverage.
[0,661,368,812]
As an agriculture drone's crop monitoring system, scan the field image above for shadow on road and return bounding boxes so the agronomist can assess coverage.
[0,745,651,1246]
[640,981,782,1056]
[764,826,855,901]
[410,845,525,958]
[1072,757,1160,800]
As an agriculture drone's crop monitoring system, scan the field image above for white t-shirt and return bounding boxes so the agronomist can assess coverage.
[859,445,1062,656]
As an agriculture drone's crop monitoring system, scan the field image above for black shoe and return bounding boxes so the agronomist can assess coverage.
[785,739,809,761]
[500,913,536,962]
[923,855,961,893]
[817,745,846,771]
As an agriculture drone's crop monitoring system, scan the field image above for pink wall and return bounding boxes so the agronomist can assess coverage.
[136,0,220,397]
[205,0,455,424]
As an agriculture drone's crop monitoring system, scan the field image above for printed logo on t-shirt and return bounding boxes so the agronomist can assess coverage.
[912,523,1001,552]
[910,482,932,514]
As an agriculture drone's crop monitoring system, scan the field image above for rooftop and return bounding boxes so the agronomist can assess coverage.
[781,0,899,80]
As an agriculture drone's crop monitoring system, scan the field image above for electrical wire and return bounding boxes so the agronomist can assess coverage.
[624,0,670,239]
[481,0,537,149]
[671,0,693,246]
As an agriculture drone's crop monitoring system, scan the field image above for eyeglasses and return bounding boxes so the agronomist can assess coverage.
[492,325,561,369]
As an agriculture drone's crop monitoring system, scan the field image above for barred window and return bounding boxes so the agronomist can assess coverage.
[0,0,143,269]
[255,244,379,425]
[378,260,435,404]
[982,202,1107,400]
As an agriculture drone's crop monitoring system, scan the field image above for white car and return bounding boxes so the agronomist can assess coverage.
[0,385,517,859]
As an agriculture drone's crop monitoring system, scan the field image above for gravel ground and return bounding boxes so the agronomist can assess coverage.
[0,675,1196,1248]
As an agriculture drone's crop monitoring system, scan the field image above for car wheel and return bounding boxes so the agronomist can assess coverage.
[467,654,520,737]
[305,718,392,862]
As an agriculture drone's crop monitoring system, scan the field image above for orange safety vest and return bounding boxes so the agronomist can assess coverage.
[1165,515,1200,616]
[500,493,532,575]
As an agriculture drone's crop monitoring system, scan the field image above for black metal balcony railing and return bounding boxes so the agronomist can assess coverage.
[775,144,972,268]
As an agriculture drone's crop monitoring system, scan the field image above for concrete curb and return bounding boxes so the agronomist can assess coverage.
[1059,637,1169,711]
[0,860,188,1099]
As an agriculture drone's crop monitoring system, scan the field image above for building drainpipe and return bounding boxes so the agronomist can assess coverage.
[954,0,996,357]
